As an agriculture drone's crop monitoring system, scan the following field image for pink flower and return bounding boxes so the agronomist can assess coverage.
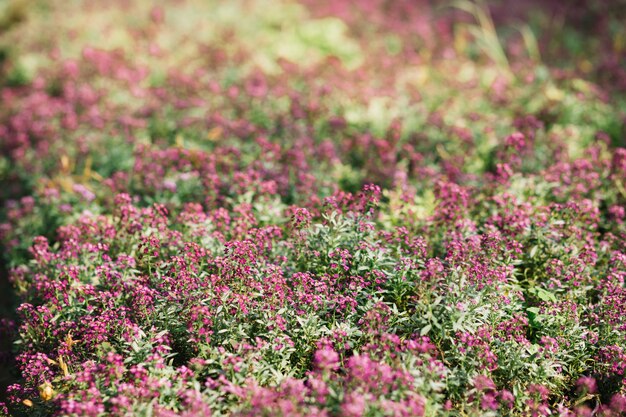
[576,376,597,394]
[342,393,367,417]
[313,347,339,371]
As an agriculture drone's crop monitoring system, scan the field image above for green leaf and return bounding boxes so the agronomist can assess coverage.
[535,287,557,303]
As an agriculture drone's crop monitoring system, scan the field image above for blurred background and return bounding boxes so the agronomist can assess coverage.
[0,0,625,92]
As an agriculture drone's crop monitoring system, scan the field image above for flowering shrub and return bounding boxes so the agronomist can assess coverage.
[0,0,625,416]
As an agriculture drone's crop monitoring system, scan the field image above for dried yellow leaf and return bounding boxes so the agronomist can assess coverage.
[207,126,223,141]
[58,355,70,377]
[60,155,70,173]
[39,382,55,401]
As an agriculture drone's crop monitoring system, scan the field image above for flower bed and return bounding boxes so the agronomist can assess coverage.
[0,0,625,416]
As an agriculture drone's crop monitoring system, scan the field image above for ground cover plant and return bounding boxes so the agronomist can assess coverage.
[0,0,625,415]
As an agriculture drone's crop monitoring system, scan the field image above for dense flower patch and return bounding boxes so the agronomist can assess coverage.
[0,0,625,416]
